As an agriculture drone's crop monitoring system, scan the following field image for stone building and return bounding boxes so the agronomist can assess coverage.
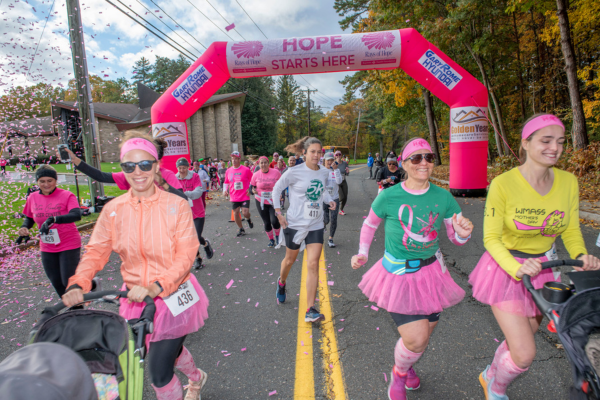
[0,84,246,162]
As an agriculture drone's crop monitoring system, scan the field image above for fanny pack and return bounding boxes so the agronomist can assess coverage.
[382,250,437,275]
[509,243,556,260]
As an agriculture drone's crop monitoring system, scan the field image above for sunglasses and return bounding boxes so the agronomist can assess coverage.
[120,160,157,173]
[404,153,435,165]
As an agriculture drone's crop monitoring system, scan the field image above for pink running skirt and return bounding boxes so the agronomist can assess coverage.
[468,251,558,317]
[358,258,465,315]
[119,274,209,343]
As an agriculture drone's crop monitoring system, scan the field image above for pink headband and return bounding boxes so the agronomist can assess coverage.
[522,115,564,139]
[402,139,432,160]
[259,156,269,163]
[120,138,158,161]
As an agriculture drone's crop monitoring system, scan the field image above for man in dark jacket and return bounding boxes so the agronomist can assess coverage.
[376,156,405,189]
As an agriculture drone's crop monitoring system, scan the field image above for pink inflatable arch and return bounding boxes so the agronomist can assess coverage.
[151,28,489,196]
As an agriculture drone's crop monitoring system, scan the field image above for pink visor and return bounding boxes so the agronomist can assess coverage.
[522,115,565,139]
[402,138,432,160]
[120,138,158,160]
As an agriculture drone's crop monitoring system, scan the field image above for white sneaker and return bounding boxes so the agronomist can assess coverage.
[328,239,336,248]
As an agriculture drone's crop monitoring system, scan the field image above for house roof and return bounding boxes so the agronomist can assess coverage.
[51,101,141,122]
[0,116,53,137]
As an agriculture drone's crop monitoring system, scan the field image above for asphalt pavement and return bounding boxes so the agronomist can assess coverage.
[0,165,598,399]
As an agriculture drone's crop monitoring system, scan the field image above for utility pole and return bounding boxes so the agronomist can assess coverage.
[300,88,318,135]
[66,0,104,205]
[353,109,362,162]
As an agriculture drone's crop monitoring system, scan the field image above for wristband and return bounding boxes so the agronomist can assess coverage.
[153,281,163,293]
[275,211,283,216]
[575,253,585,260]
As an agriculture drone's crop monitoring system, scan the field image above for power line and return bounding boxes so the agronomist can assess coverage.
[204,0,245,40]
[234,0,268,39]
[25,0,57,84]
[183,0,235,41]
[106,0,199,60]
[147,0,209,49]
[135,0,204,54]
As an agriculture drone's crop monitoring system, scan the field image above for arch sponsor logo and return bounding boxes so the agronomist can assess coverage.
[226,30,401,77]
[418,49,463,90]
[171,64,212,105]
[450,107,489,143]
[152,122,188,156]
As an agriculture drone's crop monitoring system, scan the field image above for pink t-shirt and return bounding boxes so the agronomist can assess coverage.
[224,165,252,202]
[23,188,82,253]
[113,167,183,191]
[0,159,7,166]
[250,168,281,205]
[178,173,205,219]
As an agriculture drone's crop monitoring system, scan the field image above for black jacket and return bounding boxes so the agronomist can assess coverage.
[376,166,406,189]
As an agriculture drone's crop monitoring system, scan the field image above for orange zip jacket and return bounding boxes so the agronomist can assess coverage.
[68,188,199,297]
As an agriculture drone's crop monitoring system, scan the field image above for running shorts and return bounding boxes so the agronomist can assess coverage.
[231,200,250,210]
[389,311,441,327]
[283,227,324,251]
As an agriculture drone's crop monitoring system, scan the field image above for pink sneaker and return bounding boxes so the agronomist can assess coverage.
[405,367,420,390]
[339,210,346,215]
[388,366,407,400]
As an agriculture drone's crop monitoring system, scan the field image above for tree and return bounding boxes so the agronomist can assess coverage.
[64,75,135,104]
[132,56,152,86]
[150,55,191,93]
[0,83,65,121]
[275,75,302,146]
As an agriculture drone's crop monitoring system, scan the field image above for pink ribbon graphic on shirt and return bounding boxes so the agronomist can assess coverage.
[399,204,439,249]
[513,210,564,237]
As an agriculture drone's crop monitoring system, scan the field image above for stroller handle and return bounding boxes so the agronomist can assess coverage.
[522,259,584,291]
[37,290,156,328]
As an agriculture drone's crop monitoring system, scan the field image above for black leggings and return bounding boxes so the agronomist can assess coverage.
[193,218,207,247]
[254,200,280,232]
[41,248,81,297]
[339,179,348,211]
[147,335,186,387]
[323,198,340,238]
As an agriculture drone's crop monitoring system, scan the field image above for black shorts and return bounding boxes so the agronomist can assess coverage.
[283,227,324,251]
[231,200,250,210]
[389,311,441,327]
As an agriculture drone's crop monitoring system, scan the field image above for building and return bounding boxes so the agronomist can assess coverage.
[0,84,246,162]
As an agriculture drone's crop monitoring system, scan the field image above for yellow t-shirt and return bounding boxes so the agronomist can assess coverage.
[483,167,587,279]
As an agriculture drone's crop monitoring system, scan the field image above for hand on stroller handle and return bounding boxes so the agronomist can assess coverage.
[522,259,584,290]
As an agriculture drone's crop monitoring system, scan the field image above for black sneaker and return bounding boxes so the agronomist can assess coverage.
[248,219,254,229]
[268,239,275,248]
[305,306,324,323]
[236,229,246,237]
[276,277,287,303]
[193,258,204,270]
[204,239,214,259]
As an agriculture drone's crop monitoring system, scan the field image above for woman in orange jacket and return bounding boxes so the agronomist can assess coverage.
[62,135,209,400]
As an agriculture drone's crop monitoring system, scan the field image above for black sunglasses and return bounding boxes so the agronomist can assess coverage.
[404,153,435,165]
[120,160,157,173]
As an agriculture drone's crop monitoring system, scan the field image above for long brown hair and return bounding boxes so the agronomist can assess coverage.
[284,136,322,154]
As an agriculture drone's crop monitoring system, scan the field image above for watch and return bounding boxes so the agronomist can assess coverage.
[275,211,283,216]
[153,281,163,294]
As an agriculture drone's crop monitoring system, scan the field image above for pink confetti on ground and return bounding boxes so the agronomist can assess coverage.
[241,348,246,352]
[327,281,334,286]
[274,320,278,324]
[255,302,259,307]
[494,338,500,342]
[371,305,379,311]
[384,372,388,382]
[225,279,234,289]
[268,390,277,396]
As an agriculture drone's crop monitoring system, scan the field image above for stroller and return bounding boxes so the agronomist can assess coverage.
[12,290,155,400]
[524,259,600,399]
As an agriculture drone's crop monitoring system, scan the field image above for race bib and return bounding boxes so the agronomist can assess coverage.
[40,229,60,245]
[234,181,243,190]
[163,280,199,317]
[261,191,272,200]
[327,186,334,195]
[303,202,322,219]
[435,249,447,274]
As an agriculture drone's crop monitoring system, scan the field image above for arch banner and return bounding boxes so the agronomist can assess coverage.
[151,28,489,196]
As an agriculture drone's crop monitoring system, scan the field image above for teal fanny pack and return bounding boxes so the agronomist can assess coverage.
[382,250,437,275]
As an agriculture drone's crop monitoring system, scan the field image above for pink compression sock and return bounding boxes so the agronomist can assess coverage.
[175,346,202,382]
[487,340,509,379]
[394,338,424,374]
[266,230,274,240]
[152,374,183,400]
[274,228,280,237]
[490,347,528,395]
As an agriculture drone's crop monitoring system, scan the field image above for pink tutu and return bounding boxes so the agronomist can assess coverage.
[119,274,209,343]
[358,258,465,315]
[468,251,558,317]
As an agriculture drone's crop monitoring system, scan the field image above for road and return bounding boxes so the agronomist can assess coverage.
[0,165,598,399]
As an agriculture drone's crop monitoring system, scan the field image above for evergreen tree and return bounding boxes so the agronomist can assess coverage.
[132,57,152,86]
[275,75,301,146]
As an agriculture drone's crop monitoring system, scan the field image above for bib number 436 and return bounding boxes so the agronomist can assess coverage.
[163,280,199,317]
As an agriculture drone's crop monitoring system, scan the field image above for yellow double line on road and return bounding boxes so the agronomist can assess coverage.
[294,248,347,399]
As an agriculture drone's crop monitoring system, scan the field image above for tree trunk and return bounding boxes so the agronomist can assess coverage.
[463,42,510,155]
[423,89,442,165]
[512,13,527,120]
[556,0,588,149]
[487,93,504,157]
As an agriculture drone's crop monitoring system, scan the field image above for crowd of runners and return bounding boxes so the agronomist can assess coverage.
[9,113,600,400]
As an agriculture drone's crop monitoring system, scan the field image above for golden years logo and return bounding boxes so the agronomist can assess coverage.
[152,122,188,156]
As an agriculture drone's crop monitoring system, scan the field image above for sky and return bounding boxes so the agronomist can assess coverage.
[0,0,355,109]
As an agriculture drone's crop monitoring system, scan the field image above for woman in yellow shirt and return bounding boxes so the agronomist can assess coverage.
[469,113,600,400]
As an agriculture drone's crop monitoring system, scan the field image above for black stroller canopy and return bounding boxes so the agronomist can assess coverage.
[0,342,98,400]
